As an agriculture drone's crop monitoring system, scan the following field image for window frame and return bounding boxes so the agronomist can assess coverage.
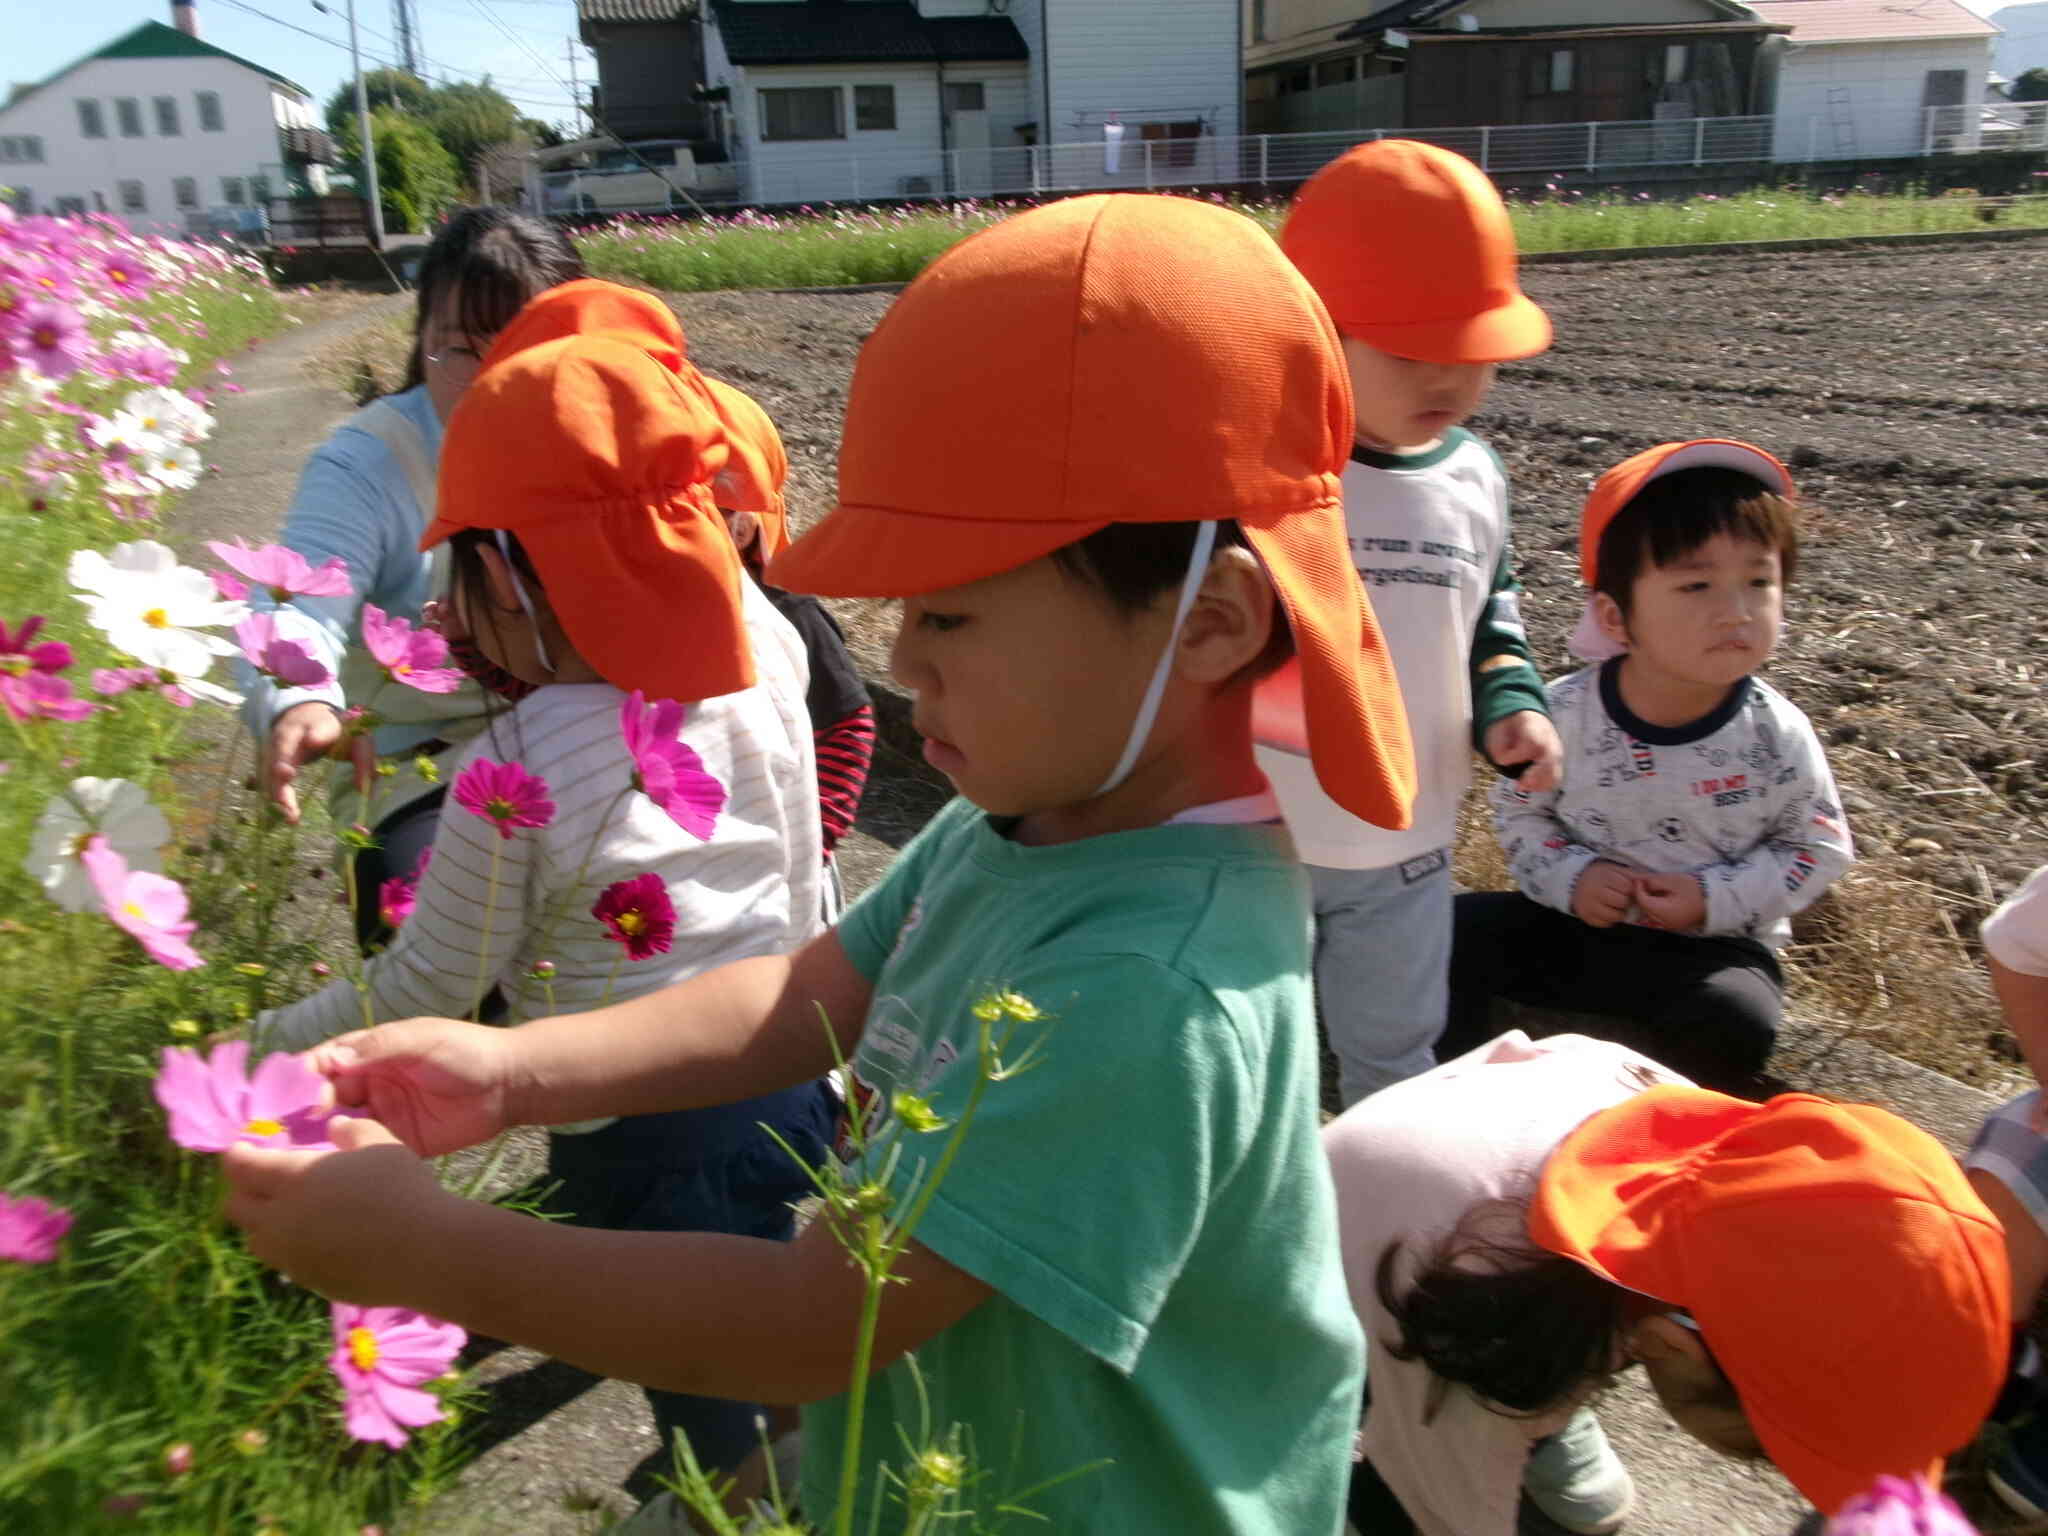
[197,90,224,132]
[155,94,182,136]
[77,99,106,139]
[853,83,897,132]
[116,97,144,138]
[118,178,147,213]
[1528,46,1576,97]
[758,85,845,142]
[943,80,986,114]
[221,175,246,207]
[173,176,199,210]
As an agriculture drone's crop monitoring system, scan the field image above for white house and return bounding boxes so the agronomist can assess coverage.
[693,0,1243,206]
[0,1,334,235]
[1747,0,2001,160]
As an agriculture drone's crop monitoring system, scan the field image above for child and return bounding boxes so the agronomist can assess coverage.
[254,281,836,1480]
[1263,139,1562,1106]
[1323,1030,2010,1536]
[221,193,1416,1533]
[1444,440,1855,1093]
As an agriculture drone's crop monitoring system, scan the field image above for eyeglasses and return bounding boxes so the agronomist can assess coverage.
[424,344,484,369]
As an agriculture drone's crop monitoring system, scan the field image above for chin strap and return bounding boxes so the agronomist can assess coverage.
[1093,520,1218,799]
[495,528,556,674]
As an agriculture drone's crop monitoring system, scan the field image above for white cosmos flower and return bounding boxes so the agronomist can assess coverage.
[26,777,172,913]
[140,443,203,492]
[87,411,172,458]
[119,386,210,446]
[71,540,246,678]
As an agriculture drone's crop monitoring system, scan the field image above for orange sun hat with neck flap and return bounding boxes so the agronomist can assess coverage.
[766,192,1415,830]
[1531,1085,2010,1517]
[427,283,755,704]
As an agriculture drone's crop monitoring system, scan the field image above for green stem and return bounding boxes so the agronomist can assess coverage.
[832,1220,890,1536]
[469,837,504,1022]
[597,948,626,1009]
[527,783,632,961]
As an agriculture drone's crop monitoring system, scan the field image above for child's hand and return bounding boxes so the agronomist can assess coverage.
[313,1019,518,1156]
[1572,861,1636,928]
[223,1116,451,1302]
[1484,711,1565,793]
[1635,873,1708,932]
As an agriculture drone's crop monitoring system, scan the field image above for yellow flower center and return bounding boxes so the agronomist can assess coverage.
[121,900,146,921]
[142,608,170,629]
[616,909,645,936]
[348,1325,379,1372]
[139,415,159,431]
[244,1118,284,1137]
[486,796,515,821]
[394,661,413,675]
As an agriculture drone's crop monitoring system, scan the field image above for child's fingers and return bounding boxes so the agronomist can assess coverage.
[329,1115,400,1152]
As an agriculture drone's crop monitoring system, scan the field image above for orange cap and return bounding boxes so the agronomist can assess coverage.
[703,375,790,561]
[428,326,753,703]
[766,193,1415,831]
[1531,1085,2010,1518]
[1579,439,1794,585]
[1281,140,1550,364]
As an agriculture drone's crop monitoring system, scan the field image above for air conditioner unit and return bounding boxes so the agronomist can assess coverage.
[899,175,933,195]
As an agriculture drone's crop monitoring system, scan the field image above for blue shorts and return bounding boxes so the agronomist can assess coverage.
[1969,1089,2048,1240]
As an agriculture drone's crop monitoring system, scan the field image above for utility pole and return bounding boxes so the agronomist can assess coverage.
[566,40,584,134]
[313,0,385,248]
[392,0,421,78]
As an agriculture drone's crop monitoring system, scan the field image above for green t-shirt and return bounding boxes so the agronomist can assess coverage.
[801,798,1363,1534]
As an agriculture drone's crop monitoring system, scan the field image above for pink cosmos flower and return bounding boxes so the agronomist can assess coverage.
[0,1191,74,1263]
[234,613,333,689]
[361,605,464,694]
[81,835,202,970]
[452,759,555,840]
[328,1303,466,1449]
[592,873,676,961]
[619,691,725,839]
[1825,1477,1978,1535]
[98,254,152,299]
[152,1040,336,1153]
[18,300,90,379]
[0,615,73,677]
[4,671,95,723]
[210,569,249,601]
[207,540,351,604]
[378,874,417,930]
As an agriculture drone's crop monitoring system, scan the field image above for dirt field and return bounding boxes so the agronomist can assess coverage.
[659,237,2048,1087]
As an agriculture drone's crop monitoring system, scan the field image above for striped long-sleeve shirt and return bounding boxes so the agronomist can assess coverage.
[258,585,822,1051]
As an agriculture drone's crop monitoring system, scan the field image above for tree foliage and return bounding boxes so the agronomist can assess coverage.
[325,71,536,198]
[323,68,432,139]
[2012,68,2048,104]
[332,105,462,233]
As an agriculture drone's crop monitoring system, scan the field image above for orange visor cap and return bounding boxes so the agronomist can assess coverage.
[479,276,688,375]
[766,192,1415,831]
[703,375,790,561]
[1580,439,1794,586]
[1531,1085,2010,1518]
[1281,139,1550,364]
[429,329,753,703]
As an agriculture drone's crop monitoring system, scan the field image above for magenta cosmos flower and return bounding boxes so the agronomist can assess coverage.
[328,1303,466,1449]
[453,758,555,840]
[0,615,78,720]
[619,691,725,839]
[0,1191,74,1264]
[234,613,332,689]
[18,299,90,380]
[1825,1476,1977,1536]
[361,605,464,694]
[152,1040,336,1152]
[206,540,350,604]
[98,252,152,300]
[592,873,676,961]
[81,836,202,969]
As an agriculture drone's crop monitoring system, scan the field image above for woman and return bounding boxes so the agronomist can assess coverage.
[238,207,585,940]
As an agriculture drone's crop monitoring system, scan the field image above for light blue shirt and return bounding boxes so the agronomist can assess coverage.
[236,385,450,755]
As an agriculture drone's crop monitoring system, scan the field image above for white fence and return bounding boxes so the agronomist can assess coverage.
[541,105,2043,213]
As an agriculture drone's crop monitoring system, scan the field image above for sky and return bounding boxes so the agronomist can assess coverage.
[11,0,591,133]
[8,0,2023,139]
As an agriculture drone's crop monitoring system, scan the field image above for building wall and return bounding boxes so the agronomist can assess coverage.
[1042,0,1241,168]
[1403,29,1763,127]
[0,53,304,232]
[587,20,708,142]
[1767,36,1994,160]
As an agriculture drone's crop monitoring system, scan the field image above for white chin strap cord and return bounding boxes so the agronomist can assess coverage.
[495,528,556,674]
[1093,520,1218,799]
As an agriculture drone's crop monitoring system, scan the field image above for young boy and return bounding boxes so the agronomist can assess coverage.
[219,194,1415,1534]
[1264,140,1562,1105]
[1324,1030,2010,1536]
[1444,440,1854,1094]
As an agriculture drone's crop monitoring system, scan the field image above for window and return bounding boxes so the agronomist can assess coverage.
[943,81,985,114]
[155,95,182,135]
[1139,119,1202,169]
[116,97,143,137]
[77,99,106,138]
[759,86,842,141]
[222,176,246,206]
[173,177,198,210]
[1528,47,1575,96]
[118,179,146,212]
[0,138,16,164]
[26,136,43,162]
[56,195,86,215]
[853,84,896,131]
[1313,57,1358,89]
[248,173,271,204]
[1278,68,1312,96]
[197,91,224,132]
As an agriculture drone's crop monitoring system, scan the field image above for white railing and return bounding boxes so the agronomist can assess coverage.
[1923,100,2048,156]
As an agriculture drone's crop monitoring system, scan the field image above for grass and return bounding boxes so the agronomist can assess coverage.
[573,186,2048,292]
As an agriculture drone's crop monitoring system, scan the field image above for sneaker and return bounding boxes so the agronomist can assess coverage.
[1521,1408,1636,1536]
[1992,1411,2048,1519]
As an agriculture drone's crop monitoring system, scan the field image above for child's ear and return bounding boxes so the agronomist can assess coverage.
[1176,547,1274,685]
[1591,591,1631,652]
[1628,1313,1709,1368]
[475,541,528,615]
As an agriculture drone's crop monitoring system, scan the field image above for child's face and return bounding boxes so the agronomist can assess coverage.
[1340,337,1495,451]
[888,556,1176,820]
[1632,1316,1764,1464]
[1600,533,1784,691]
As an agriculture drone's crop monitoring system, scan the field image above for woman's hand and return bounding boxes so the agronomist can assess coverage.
[313,1019,522,1155]
[268,701,373,825]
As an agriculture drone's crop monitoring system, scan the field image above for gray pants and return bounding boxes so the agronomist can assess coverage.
[1310,852,1452,1107]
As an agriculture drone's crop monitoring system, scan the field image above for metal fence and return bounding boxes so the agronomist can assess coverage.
[1924,100,2048,156]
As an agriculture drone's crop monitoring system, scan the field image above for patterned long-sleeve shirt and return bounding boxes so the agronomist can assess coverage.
[1491,660,1854,948]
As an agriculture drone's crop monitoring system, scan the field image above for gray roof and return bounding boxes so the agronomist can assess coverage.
[710,1,1028,65]
[578,0,696,24]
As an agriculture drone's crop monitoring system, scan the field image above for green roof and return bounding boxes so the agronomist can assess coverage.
[3,20,308,115]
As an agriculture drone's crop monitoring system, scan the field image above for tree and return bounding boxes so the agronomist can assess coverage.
[520,116,565,150]
[2012,68,2048,103]
[323,67,431,142]
[426,79,522,182]
[332,105,461,233]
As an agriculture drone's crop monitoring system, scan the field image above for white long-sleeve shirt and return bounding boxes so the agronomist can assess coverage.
[258,583,821,1051]
[1492,660,1853,948]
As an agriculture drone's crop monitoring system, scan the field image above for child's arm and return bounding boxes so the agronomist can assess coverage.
[1470,535,1561,790]
[223,1112,989,1404]
[815,703,876,854]
[1490,775,1621,923]
[1984,869,2048,1097]
[1688,714,1855,939]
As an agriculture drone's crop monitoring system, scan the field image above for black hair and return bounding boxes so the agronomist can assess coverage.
[1595,467,1801,617]
[398,207,586,393]
[1049,520,1296,681]
[1374,1195,1630,1420]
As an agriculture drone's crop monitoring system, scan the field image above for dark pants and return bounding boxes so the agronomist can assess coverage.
[1443,891,1782,1094]
[543,1081,837,1475]
[351,787,446,950]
